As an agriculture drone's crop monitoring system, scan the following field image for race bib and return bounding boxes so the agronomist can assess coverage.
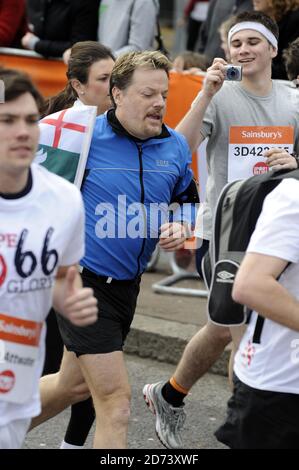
[228,126,294,182]
[0,313,42,404]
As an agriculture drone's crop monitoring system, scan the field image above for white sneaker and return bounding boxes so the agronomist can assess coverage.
[60,440,84,449]
[143,382,185,449]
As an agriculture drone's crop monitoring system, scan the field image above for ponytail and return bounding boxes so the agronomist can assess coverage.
[41,82,77,117]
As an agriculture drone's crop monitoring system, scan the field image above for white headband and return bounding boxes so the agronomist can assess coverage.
[228,22,278,49]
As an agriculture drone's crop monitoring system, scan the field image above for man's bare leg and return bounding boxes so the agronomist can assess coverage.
[78,351,130,449]
[173,321,232,389]
[30,349,90,430]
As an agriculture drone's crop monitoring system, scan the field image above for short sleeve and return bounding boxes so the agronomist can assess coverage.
[60,187,85,266]
[248,179,299,263]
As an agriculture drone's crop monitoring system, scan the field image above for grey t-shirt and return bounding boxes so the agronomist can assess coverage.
[196,80,299,239]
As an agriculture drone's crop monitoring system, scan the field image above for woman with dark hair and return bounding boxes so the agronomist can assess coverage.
[41,41,115,449]
[253,0,299,78]
[44,41,115,116]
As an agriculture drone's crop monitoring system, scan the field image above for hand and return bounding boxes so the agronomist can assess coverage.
[203,58,226,99]
[264,148,298,171]
[176,17,186,28]
[63,48,71,65]
[21,32,39,50]
[159,222,189,251]
[62,267,98,327]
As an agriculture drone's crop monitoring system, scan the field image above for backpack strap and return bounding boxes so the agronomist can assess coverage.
[252,316,264,344]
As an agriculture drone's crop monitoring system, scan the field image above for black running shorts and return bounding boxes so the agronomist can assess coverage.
[215,374,299,449]
[43,308,64,374]
[56,268,141,356]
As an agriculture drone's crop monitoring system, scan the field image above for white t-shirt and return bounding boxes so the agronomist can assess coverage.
[234,179,299,394]
[0,164,85,425]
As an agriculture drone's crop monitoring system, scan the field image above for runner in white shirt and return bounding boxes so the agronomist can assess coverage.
[143,10,299,449]
[215,178,299,449]
[0,68,98,449]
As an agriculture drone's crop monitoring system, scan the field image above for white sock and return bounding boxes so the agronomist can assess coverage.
[60,440,84,449]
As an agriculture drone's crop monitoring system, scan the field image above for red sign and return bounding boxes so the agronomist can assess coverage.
[0,370,15,393]
[253,162,269,176]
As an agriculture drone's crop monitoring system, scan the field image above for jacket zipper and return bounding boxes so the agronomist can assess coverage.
[135,142,146,277]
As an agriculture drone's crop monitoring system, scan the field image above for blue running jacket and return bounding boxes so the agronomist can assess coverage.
[80,111,195,279]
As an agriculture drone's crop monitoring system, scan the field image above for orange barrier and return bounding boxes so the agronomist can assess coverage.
[164,71,205,180]
[164,71,204,128]
[0,48,67,97]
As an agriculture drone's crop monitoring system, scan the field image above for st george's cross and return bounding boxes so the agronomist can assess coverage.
[35,105,97,187]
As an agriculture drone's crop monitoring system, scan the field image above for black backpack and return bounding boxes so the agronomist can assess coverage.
[202,168,299,329]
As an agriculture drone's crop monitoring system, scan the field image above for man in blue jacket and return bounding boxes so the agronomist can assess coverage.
[34,50,198,449]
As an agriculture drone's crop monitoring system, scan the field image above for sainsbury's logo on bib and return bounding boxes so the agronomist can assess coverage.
[231,126,294,144]
[0,314,42,347]
[241,130,282,140]
[0,316,42,403]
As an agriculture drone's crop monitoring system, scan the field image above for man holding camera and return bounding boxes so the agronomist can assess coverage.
[143,10,299,449]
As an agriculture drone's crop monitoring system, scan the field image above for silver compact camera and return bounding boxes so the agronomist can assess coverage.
[224,65,242,81]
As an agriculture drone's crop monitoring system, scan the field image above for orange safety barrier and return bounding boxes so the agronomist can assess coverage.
[164,71,204,180]
[0,48,67,97]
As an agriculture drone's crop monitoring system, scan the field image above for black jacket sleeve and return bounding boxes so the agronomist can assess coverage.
[170,178,200,205]
[29,0,100,58]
